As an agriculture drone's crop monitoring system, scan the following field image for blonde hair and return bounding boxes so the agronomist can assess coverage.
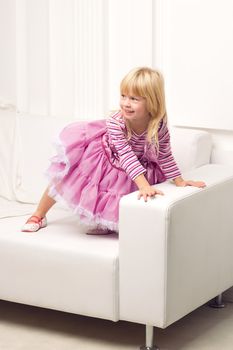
[120,66,167,145]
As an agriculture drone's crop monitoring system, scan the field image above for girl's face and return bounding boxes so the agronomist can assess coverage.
[120,93,150,125]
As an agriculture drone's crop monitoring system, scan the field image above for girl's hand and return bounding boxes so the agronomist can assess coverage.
[138,185,164,202]
[174,178,206,188]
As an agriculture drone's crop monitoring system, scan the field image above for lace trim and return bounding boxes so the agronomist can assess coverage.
[48,186,119,232]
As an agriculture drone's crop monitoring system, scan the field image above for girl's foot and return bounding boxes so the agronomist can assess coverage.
[21,215,47,232]
[86,227,116,235]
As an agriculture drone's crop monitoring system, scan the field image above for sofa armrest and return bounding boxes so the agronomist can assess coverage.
[119,164,233,328]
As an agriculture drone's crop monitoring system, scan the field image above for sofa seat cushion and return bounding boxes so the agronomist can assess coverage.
[0,207,119,321]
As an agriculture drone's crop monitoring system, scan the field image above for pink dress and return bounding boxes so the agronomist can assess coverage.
[46,111,181,231]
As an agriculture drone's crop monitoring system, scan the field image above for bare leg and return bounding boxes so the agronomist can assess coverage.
[33,187,56,218]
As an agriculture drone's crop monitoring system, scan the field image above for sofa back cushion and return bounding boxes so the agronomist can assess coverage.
[170,126,212,173]
[15,115,69,203]
[0,112,17,200]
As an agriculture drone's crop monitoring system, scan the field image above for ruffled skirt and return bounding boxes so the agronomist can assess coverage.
[46,119,166,231]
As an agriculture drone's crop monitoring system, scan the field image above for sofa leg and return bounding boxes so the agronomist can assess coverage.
[140,325,159,350]
[209,293,225,308]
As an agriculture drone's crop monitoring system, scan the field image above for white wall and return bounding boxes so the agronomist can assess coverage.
[159,0,233,162]
[0,0,232,160]
[163,0,233,131]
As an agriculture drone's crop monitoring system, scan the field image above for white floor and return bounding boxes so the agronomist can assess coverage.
[1,298,233,350]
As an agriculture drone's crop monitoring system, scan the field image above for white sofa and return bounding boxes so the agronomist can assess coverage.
[1,112,233,349]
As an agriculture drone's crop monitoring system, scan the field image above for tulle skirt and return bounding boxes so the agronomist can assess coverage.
[46,119,166,231]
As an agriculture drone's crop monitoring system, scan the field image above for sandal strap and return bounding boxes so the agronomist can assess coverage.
[26,215,43,224]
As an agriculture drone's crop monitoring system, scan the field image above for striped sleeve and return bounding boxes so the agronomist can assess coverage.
[106,114,146,180]
[158,120,181,179]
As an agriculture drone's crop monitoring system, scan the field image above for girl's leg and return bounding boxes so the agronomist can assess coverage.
[32,187,56,218]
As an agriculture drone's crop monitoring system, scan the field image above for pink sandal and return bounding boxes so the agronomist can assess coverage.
[21,215,47,232]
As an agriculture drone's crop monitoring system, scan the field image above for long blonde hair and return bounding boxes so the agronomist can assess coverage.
[120,67,167,145]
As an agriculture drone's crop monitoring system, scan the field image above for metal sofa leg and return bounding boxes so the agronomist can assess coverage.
[140,325,159,350]
[209,293,225,308]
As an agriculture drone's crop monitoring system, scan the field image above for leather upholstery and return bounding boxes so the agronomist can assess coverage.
[0,208,119,321]
[119,164,233,327]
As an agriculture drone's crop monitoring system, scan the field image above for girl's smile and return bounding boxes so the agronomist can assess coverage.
[120,94,151,133]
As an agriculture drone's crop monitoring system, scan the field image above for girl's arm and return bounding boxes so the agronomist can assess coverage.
[134,173,164,202]
[134,174,206,203]
[173,176,206,188]
[107,115,164,202]
[106,113,146,180]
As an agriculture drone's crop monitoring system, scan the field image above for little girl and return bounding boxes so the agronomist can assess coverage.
[22,67,205,233]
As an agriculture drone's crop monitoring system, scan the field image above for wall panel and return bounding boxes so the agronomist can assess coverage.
[159,0,233,130]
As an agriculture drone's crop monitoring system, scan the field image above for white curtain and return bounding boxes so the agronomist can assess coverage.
[15,0,155,122]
